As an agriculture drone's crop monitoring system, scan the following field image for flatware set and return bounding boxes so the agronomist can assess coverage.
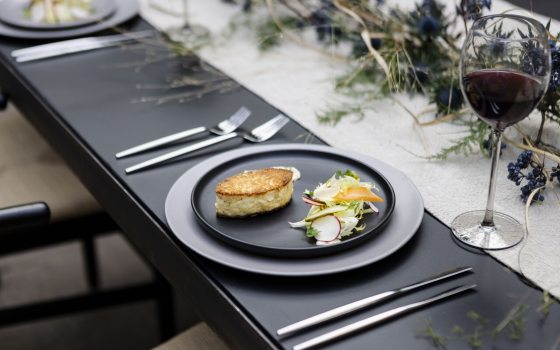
[278,266,472,336]
[119,107,290,174]
[116,106,251,159]
[292,283,476,350]
[275,266,475,350]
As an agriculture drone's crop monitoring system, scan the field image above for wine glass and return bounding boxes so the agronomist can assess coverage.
[148,0,209,45]
[451,14,551,249]
[167,0,209,46]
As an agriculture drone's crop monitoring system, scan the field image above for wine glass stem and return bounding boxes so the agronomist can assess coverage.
[482,129,503,227]
[182,0,189,28]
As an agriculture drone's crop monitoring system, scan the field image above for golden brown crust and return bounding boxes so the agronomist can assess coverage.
[215,168,293,196]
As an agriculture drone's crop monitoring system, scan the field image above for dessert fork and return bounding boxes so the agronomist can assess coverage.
[125,114,290,174]
[116,106,251,159]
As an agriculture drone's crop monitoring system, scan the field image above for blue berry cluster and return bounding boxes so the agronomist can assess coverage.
[409,64,430,84]
[551,165,560,183]
[418,16,440,36]
[457,0,492,20]
[310,1,342,42]
[507,151,546,203]
[436,87,463,110]
[352,37,383,57]
[415,0,442,37]
[549,41,560,91]
[522,47,548,77]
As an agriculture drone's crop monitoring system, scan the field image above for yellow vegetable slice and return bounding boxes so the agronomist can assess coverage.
[334,186,384,203]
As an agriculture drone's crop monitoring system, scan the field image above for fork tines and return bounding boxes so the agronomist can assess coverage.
[212,106,251,135]
[244,114,289,142]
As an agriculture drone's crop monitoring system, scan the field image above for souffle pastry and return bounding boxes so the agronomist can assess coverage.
[215,168,294,218]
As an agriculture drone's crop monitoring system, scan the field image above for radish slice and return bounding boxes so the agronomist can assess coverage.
[311,215,341,242]
[316,239,341,246]
[302,196,324,206]
[367,201,379,213]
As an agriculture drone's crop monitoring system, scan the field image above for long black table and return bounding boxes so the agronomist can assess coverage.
[0,7,559,350]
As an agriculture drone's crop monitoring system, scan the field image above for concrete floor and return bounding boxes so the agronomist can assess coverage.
[0,233,199,350]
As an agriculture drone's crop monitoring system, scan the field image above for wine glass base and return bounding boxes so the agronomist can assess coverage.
[451,210,524,250]
[167,24,210,46]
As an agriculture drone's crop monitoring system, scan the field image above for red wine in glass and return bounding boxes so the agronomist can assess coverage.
[463,69,546,130]
[452,14,551,250]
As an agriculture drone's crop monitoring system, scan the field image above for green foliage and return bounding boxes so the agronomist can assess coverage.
[336,169,360,179]
[467,328,484,349]
[316,106,365,125]
[505,305,528,341]
[537,291,558,317]
[306,226,319,238]
[417,319,448,349]
[225,0,560,166]
[428,119,490,160]
[416,301,555,350]
[255,16,299,51]
[451,325,465,336]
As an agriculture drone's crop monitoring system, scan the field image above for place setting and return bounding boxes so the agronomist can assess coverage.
[103,97,417,277]
[113,104,420,274]
[158,140,423,276]
[0,0,139,39]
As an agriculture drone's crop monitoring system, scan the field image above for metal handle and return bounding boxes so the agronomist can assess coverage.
[12,38,100,57]
[293,284,477,350]
[277,266,472,336]
[125,132,239,174]
[12,31,154,63]
[116,126,207,159]
[16,43,114,63]
[11,30,153,57]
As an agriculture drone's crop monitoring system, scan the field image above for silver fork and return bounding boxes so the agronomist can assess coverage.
[116,106,251,159]
[125,114,290,174]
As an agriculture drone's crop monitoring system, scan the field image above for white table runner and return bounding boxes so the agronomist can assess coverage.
[140,0,560,299]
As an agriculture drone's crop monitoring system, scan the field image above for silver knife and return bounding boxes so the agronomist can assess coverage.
[12,30,153,63]
[125,133,239,174]
[293,284,477,350]
[277,266,472,336]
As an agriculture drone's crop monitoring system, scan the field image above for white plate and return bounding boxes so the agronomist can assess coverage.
[0,0,137,39]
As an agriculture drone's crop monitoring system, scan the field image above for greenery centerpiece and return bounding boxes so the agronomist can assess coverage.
[223,0,560,204]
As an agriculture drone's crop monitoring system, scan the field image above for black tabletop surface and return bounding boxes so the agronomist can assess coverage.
[0,2,559,349]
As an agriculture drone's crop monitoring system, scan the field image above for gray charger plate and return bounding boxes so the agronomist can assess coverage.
[190,148,395,257]
[0,0,137,39]
[0,0,116,30]
[165,144,424,276]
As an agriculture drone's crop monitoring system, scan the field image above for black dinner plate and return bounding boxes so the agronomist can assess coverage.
[0,0,116,30]
[0,0,137,39]
[191,148,395,258]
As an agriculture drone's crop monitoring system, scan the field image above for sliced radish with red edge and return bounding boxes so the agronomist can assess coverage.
[302,196,324,206]
[311,215,341,242]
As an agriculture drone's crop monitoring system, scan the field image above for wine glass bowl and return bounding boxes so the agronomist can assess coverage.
[451,14,551,250]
